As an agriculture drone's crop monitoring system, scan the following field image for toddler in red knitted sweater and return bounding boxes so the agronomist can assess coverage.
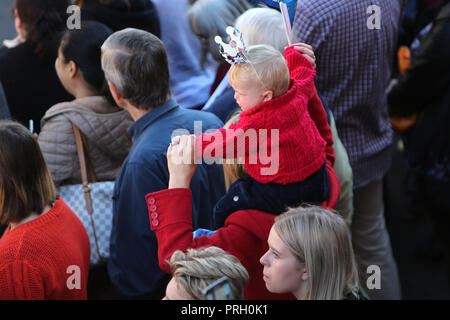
[173,28,329,228]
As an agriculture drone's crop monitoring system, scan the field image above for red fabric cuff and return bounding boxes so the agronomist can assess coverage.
[145,188,193,231]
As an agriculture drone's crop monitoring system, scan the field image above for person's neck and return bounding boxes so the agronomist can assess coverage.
[293,283,309,300]
[9,204,52,232]
[72,85,98,99]
[127,95,172,121]
[126,107,148,122]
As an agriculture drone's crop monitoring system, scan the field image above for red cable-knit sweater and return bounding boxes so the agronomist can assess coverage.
[196,45,327,184]
[0,198,90,300]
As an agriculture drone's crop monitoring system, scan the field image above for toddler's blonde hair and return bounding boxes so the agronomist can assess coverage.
[229,44,290,97]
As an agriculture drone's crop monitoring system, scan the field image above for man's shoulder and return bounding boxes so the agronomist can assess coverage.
[0,42,34,64]
[296,0,344,17]
[176,107,224,128]
[126,142,166,168]
[297,0,386,19]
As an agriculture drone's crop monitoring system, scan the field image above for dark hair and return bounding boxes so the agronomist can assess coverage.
[60,21,113,94]
[14,0,71,61]
[101,28,171,110]
[0,121,57,225]
[74,0,131,9]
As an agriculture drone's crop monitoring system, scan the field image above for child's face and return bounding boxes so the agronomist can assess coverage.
[231,80,271,112]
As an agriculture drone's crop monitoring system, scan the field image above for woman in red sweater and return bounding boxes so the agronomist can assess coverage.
[0,121,90,299]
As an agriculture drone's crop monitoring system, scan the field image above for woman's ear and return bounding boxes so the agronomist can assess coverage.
[262,90,273,102]
[68,61,78,79]
[301,268,309,281]
[14,9,24,38]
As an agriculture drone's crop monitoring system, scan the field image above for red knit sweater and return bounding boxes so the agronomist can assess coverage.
[0,198,90,300]
[196,46,326,184]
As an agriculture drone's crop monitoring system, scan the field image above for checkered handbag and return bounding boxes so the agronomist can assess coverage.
[59,181,113,266]
[58,123,113,266]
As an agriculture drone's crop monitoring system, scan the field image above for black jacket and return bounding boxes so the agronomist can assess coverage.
[0,42,73,132]
[81,0,160,37]
[388,2,450,212]
[0,81,10,120]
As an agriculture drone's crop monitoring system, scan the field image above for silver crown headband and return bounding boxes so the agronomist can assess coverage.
[215,26,268,90]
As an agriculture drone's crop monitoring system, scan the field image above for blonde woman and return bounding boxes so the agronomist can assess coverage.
[260,206,365,300]
[163,246,249,300]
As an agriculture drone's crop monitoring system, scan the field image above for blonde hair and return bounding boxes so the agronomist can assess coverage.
[221,112,250,190]
[235,7,298,54]
[229,44,290,97]
[273,206,360,300]
[169,246,249,300]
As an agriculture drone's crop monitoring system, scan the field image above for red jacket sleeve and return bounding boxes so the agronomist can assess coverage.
[322,161,340,210]
[146,188,261,273]
[309,88,335,167]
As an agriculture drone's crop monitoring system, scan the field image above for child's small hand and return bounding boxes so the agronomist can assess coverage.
[291,43,316,69]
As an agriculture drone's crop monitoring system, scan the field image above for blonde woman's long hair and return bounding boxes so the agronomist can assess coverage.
[273,206,360,300]
[222,111,250,190]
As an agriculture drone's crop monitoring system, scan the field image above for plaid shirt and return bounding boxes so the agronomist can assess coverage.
[294,0,402,188]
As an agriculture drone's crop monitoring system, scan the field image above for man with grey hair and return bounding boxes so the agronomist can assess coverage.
[102,28,225,299]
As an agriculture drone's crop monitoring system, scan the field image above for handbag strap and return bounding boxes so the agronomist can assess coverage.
[71,123,106,264]
[80,131,98,183]
[72,123,93,213]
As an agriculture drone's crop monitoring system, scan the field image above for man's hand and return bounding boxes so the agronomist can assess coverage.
[292,43,316,69]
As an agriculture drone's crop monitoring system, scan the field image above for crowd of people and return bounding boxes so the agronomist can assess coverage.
[0,0,449,300]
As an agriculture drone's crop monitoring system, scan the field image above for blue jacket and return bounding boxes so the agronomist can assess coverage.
[108,98,225,298]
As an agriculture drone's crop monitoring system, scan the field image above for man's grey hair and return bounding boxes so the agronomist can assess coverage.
[101,28,171,110]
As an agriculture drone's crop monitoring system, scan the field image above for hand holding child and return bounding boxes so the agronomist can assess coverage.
[292,43,316,69]
[167,135,197,189]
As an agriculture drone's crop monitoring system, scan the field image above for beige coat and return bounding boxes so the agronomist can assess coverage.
[38,96,133,187]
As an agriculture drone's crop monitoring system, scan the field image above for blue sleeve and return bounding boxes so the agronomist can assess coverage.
[108,159,171,297]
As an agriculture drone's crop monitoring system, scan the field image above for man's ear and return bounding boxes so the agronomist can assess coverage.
[262,90,273,102]
[107,80,124,107]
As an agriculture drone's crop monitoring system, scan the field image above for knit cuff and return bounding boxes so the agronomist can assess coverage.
[284,45,316,81]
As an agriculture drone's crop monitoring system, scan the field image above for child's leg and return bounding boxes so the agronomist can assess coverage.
[212,162,329,228]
